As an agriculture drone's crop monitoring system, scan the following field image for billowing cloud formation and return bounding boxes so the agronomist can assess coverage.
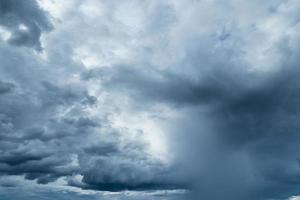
[0,0,53,50]
[0,0,184,194]
[82,1,300,199]
[1,0,300,200]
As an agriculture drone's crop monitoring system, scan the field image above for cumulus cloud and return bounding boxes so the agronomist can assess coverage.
[1,0,300,200]
[0,0,183,194]
[80,0,300,199]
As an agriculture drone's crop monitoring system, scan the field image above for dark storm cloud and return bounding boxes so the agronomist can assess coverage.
[100,62,300,199]
[82,66,228,106]
[0,80,15,95]
[0,0,192,196]
[0,48,177,193]
[78,182,186,192]
[0,150,78,184]
[71,129,188,192]
[83,142,120,156]
[2,0,300,199]
[0,149,49,166]
[131,54,300,199]
[78,2,300,198]
[78,154,187,191]
[81,60,300,198]
[201,65,300,199]
[0,0,53,50]
[0,38,100,186]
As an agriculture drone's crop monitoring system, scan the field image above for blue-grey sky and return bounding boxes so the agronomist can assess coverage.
[1,0,300,200]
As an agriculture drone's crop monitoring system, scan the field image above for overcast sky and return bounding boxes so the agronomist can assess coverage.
[1,0,300,200]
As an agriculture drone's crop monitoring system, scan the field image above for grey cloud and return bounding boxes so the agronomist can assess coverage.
[0,185,187,200]
[0,113,13,134]
[76,157,187,191]
[0,80,15,95]
[0,54,175,193]
[0,54,99,186]
[83,66,228,106]
[84,142,120,156]
[0,149,79,183]
[40,81,96,107]
[0,149,50,166]
[22,126,45,140]
[0,0,53,50]
[0,0,187,196]
[3,0,300,199]
[78,1,300,199]
[72,127,188,192]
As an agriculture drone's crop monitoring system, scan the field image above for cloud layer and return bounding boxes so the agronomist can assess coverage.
[1,0,300,200]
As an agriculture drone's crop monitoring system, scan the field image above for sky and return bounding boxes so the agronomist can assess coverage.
[0,0,300,199]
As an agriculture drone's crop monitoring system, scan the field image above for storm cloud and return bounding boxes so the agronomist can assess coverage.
[0,0,53,50]
[1,0,300,200]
